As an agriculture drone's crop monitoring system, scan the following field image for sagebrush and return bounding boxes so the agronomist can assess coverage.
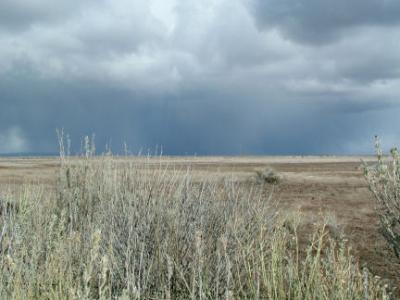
[364,137,400,260]
[0,140,392,299]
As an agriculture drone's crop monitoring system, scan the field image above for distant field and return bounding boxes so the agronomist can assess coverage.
[0,155,398,297]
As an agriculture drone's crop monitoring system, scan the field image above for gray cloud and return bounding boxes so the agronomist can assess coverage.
[0,127,29,153]
[0,0,400,155]
[0,0,94,32]
[250,0,400,45]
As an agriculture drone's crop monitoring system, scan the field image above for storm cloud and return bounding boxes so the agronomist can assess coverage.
[250,0,400,44]
[0,0,399,155]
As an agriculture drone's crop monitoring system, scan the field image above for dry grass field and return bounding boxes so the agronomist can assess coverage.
[0,155,399,298]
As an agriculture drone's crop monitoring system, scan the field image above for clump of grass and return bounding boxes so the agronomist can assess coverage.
[0,138,392,298]
[364,137,400,259]
[256,167,281,184]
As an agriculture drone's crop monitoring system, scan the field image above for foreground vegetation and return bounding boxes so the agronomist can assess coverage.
[0,142,393,299]
[364,138,400,260]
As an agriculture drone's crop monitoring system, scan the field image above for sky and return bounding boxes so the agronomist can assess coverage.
[0,0,399,155]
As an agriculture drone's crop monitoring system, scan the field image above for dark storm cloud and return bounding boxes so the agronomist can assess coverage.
[0,0,400,155]
[250,0,400,44]
[0,0,94,32]
[1,72,396,155]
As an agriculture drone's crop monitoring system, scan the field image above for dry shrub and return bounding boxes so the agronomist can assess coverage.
[0,138,392,299]
[364,137,400,259]
[256,167,281,184]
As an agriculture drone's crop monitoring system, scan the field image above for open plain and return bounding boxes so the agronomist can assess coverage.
[0,155,399,295]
